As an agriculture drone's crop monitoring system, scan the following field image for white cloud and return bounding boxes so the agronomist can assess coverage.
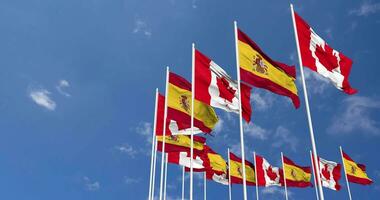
[115,143,138,158]
[272,126,298,152]
[350,1,380,16]
[124,177,141,184]
[324,28,333,39]
[29,88,56,111]
[213,118,224,134]
[251,92,275,111]
[191,0,198,8]
[328,96,380,135]
[136,122,153,143]
[133,19,152,37]
[56,79,71,97]
[261,187,292,198]
[83,176,100,191]
[301,69,330,95]
[244,122,269,140]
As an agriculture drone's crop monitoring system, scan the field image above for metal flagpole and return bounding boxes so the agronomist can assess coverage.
[204,172,207,200]
[340,146,353,200]
[163,153,168,200]
[281,152,289,200]
[233,20,248,200]
[159,67,170,200]
[290,4,325,200]
[310,151,320,200]
[190,43,195,200]
[149,89,159,200]
[182,166,185,200]
[228,148,232,200]
[151,137,158,200]
[253,152,259,200]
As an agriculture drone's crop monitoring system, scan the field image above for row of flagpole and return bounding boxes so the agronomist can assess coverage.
[147,4,358,200]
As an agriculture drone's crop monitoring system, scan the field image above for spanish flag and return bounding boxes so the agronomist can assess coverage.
[229,152,256,185]
[283,156,312,187]
[203,146,229,185]
[167,72,219,134]
[237,28,300,108]
[342,151,373,185]
[157,135,206,153]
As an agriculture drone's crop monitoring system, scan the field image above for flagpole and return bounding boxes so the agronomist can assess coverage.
[190,42,195,200]
[228,148,232,200]
[281,152,289,200]
[340,146,353,200]
[290,4,325,200]
[234,20,248,200]
[204,172,207,200]
[182,166,185,200]
[148,89,159,200]
[151,137,158,200]
[310,150,320,200]
[163,153,168,200]
[254,152,259,200]
[159,67,170,200]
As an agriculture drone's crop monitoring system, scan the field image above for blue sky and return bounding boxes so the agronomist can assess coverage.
[0,0,379,199]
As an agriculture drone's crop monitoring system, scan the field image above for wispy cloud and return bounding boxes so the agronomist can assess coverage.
[133,19,152,37]
[251,92,275,111]
[136,122,153,143]
[114,143,138,158]
[213,118,224,134]
[261,187,292,198]
[349,1,380,16]
[56,79,71,97]
[124,176,141,184]
[272,126,299,152]
[191,0,198,9]
[244,122,269,140]
[302,69,330,95]
[83,176,100,191]
[29,88,56,111]
[328,96,380,135]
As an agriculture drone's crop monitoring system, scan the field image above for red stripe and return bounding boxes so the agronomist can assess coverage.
[169,72,191,91]
[333,163,342,190]
[286,179,312,188]
[347,174,373,185]
[240,68,300,108]
[155,93,166,136]
[255,154,267,186]
[241,83,252,122]
[195,49,212,105]
[229,152,254,168]
[230,176,256,186]
[167,152,180,165]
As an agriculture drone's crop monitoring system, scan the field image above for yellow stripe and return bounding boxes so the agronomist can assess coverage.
[238,41,298,95]
[230,159,255,183]
[157,135,204,151]
[167,83,218,129]
[208,153,227,173]
[343,158,371,179]
[284,163,311,182]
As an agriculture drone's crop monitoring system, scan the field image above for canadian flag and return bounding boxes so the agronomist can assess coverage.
[195,49,252,122]
[167,151,205,171]
[317,157,342,191]
[255,154,283,187]
[294,11,357,95]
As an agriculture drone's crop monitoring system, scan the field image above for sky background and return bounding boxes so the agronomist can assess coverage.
[0,0,379,199]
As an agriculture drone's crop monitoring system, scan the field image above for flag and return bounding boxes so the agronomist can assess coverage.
[255,154,282,186]
[195,49,252,122]
[283,156,312,187]
[342,151,373,185]
[167,72,219,134]
[157,135,206,153]
[317,157,342,190]
[229,152,256,185]
[167,150,206,171]
[237,28,300,108]
[294,12,357,94]
[155,93,202,136]
[202,146,229,185]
